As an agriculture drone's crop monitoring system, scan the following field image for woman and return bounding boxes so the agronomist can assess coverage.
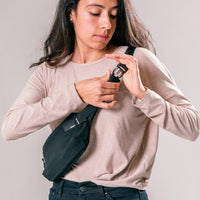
[1,0,200,199]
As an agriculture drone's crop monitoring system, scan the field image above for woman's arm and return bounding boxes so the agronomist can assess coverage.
[134,48,200,141]
[1,63,84,140]
[106,47,200,141]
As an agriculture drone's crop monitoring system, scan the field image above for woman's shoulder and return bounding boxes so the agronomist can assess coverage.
[33,56,71,77]
[32,62,54,79]
[134,47,174,83]
[134,47,169,73]
[134,47,156,62]
[31,61,62,85]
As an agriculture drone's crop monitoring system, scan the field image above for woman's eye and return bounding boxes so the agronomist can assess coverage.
[89,12,117,19]
[90,13,100,16]
[110,15,117,19]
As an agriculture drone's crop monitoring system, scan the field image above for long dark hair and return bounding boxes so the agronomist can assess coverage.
[29,0,155,68]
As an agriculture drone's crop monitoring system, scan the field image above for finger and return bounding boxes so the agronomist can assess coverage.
[115,58,134,71]
[101,70,111,82]
[98,100,117,109]
[100,94,116,102]
[115,55,137,64]
[106,53,137,65]
[102,81,120,89]
[101,88,119,95]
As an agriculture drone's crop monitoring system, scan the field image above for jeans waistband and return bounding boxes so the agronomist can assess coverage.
[52,179,141,196]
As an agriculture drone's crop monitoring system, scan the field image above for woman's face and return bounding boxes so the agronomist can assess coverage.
[70,0,118,51]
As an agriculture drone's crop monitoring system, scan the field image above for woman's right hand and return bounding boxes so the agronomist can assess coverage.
[75,71,120,109]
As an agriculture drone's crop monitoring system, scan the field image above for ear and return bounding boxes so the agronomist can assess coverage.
[69,10,76,22]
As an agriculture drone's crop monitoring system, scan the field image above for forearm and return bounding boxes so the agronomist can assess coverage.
[134,89,200,141]
[1,87,84,140]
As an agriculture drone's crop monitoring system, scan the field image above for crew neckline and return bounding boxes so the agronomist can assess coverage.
[68,46,126,66]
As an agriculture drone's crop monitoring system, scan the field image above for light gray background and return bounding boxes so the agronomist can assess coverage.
[0,0,200,199]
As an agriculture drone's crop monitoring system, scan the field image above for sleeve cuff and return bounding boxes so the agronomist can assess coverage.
[132,88,151,106]
[132,88,164,113]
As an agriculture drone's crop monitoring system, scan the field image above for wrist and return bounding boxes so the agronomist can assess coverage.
[136,87,147,99]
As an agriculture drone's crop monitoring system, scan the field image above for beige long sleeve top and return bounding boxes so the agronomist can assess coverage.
[1,46,200,190]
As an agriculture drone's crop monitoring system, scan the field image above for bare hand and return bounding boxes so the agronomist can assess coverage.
[75,71,120,109]
[106,53,147,99]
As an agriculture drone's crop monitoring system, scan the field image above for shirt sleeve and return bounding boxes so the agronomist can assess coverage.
[1,63,84,140]
[133,48,200,141]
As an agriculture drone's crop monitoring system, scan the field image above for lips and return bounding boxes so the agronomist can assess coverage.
[95,35,109,40]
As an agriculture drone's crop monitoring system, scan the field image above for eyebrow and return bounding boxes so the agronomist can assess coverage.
[86,4,118,9]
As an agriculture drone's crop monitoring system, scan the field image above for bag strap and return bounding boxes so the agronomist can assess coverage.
[76,46,136,124]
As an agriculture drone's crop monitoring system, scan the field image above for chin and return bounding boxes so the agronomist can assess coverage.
[92,42,110,50]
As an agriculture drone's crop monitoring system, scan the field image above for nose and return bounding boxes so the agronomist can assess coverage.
[100,13,112,30]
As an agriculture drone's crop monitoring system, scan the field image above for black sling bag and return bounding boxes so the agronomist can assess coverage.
[42,46,136,182]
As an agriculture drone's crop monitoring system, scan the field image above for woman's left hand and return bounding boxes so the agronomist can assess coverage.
[106,53,147,99]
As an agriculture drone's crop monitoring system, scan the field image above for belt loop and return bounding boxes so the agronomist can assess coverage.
[97,185,105,197]
[57,179,65,197]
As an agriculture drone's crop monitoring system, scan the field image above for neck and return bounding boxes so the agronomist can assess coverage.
[71,42,117,64]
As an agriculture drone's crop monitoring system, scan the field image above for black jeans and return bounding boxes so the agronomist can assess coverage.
[49,179,149,200]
